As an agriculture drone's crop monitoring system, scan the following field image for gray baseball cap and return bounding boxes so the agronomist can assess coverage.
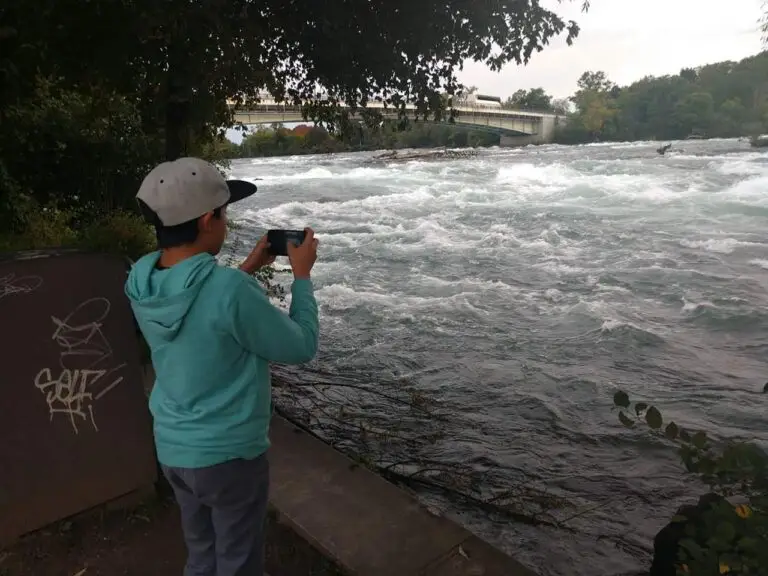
[136,157,257,226]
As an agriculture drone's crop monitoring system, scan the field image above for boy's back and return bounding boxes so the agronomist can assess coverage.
[125,251,318,469]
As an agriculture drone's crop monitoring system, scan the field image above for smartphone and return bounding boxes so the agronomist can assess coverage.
[267,229,306,256]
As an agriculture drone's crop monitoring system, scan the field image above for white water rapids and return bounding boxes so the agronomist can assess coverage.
[227,139,768,575]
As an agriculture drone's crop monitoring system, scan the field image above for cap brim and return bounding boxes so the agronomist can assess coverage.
[226,180,258,204]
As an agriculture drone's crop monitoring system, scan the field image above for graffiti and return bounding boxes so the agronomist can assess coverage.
[0,273,42,300]
[34,298,126,433]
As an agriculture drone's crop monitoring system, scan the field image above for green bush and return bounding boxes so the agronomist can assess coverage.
[80,210,156,262]
[0,197,155,262]
[0,198,78,252]
[612,392,767,575]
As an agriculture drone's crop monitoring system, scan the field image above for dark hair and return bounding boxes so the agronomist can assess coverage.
[151,206,224,249]
[136,198,225,248]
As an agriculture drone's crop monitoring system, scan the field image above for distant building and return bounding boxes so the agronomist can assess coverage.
[457,93,502,109]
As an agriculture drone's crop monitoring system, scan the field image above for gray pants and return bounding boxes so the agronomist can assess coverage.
[162,454,270,576]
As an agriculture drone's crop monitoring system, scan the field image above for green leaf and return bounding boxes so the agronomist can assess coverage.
[705,536,730,552]
[0,27,18,41]
[634,402,648,416]
[679,429,691,443]
[679,538,705,561]
[664,422,679,440]
[618,411,635,428]
[737,536,757,551]
[645,406,663,430]
[716,521,736,543]
[692,431,707,449]
[613,391,630,408]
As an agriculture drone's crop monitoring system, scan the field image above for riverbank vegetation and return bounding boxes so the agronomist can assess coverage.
[554,51,768,144]
[214,121,500,159]
[613,392,767,575]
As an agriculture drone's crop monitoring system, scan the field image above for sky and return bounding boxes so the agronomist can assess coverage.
[459,0,766,99]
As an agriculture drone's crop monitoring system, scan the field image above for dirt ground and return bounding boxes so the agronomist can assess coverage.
[0,482,344,576]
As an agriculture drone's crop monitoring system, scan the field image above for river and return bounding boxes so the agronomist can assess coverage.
[226,139,768,575]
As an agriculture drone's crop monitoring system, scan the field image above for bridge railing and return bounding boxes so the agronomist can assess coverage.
[227,99,561,120]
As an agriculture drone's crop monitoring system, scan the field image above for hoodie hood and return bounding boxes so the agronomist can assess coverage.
[125,251,217,342]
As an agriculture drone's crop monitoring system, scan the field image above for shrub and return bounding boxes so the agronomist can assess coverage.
[612,392,768,575]
[0,197,78,252]
[79,210,156,262]
[0,198,155,263]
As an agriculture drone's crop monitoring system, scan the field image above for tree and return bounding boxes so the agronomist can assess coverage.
[680,67,699,83]
[503,88,554,111]
[581,91,617,136]
[674,92,715,136]
[2,0,588,158]
[576,71,616,93]
[503,89,526,109]
[555,51,768,144]
[0,0,590,234]
[761,1,768,45]
[565,71,619,140]
[716,97,748,136]
[552,98,571,115]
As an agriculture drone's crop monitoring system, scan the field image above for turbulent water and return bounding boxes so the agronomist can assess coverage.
[227,139,768,575]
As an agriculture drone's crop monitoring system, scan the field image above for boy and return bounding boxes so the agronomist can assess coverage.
[125,157,319,576]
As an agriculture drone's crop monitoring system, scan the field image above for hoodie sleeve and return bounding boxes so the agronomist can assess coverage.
[228,274,319,364]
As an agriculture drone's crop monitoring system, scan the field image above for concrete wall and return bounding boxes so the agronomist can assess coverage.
[270,415,538,576]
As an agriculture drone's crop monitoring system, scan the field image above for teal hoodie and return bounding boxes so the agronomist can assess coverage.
[125,251,319,468]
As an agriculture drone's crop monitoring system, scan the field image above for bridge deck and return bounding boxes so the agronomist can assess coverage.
[229,99,562,142]
[228,98,559,120]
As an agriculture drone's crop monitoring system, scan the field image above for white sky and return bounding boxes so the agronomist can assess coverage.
[459,0,766,99]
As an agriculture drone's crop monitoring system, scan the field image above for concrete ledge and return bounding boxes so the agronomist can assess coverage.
[269,416,537,576]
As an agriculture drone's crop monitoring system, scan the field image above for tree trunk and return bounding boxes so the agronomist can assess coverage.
[165,94,189,161]
[164,40,191,161]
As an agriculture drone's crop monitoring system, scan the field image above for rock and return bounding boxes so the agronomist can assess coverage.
[369,148,478,163]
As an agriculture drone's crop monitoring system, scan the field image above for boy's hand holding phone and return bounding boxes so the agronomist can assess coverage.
[285,228,318,280]
[240,228,318,279]
[239,235,275,275]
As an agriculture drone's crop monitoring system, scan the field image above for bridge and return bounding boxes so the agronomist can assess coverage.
[230,99,563,145]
